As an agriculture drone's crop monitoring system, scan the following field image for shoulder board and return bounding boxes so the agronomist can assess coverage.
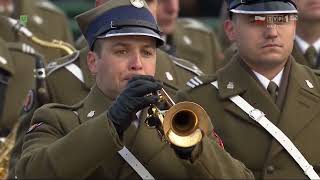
[177,18,212,33]
[43,101,83,111]
[170,55,204,76]
[46,50,80,76]
[186,74,216,89]
[35,0,63,14]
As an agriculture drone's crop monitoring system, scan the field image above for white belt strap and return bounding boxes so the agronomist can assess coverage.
[65,63,84,83]
[211,81,319,179]
[118,146,155,180]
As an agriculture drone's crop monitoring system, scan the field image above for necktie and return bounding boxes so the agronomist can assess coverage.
[305,46,318,68]
[267,81,278,103]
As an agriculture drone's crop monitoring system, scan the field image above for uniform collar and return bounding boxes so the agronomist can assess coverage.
[295,35,320,54]
[252,68,283,90]
[78,85,113,123]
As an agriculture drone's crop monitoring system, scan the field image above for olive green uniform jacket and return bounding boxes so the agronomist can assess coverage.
[0,0,75,131]
[169,18,224,74]
[176,54,320,179]
[8,47,205,178]
[0,41,36,129]
[291,41,315,68]
[16,85,253,179]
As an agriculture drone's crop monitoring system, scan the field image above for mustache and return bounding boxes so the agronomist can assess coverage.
[261,42,284,48]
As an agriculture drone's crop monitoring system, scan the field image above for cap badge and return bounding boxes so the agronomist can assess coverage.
[130,0,144,8]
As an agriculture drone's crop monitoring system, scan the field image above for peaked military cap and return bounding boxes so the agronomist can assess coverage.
[76,0,164,50]
[227,0,298,14]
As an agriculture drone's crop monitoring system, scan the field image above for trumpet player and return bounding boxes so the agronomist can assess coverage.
[16,0,253,179]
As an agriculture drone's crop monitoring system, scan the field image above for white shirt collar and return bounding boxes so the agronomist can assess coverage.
[253,69,284,90]
[295,35,320,54]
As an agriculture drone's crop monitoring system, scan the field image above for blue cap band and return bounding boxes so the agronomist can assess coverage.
[85,5,160,49]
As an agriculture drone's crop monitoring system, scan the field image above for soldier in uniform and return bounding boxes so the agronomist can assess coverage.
[224,0,320,70]
[176,0,320,178]
[0,40,38,134]
[292,0,320,69]
[0,0,76,140]
[0,0,76,133]
[15,0,253,179]
[6,0,212,178]
[0,0,74,60]
[156,0,224,74]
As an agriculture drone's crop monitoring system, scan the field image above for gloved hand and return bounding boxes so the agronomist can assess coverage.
[107,75,162,135]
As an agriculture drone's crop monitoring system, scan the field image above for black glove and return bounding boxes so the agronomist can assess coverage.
[171,144,195,160]
[107,75,162,135]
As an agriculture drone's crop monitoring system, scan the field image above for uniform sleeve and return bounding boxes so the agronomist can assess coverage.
[16,106,123,179]
[175,91,254,179]
[7,101,40,179]
[182,134,254,179]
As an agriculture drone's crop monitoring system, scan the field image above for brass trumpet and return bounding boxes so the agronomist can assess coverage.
[145,89,209,148]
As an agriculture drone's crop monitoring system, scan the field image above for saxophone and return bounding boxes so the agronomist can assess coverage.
[6,16,76,55]
[0,16,76,179]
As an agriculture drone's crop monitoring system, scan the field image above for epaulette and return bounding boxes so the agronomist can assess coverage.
[186,74,216,89]
[178,18,212,33]
[42,101,82,112]
[35,0,64,14]
[46,50,80,76]
[170,55,204,76]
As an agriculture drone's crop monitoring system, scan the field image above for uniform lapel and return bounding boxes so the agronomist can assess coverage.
[268,61,320,158]
[217,56,281,126]
[131,109,167,163]
[77,85,113,124]
[119,108,168,178]
[155,49,179,94]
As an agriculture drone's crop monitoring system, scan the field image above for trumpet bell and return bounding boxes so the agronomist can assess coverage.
[163,101,209,148]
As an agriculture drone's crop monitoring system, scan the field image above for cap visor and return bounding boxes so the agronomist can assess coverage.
[97,27,164,47]
[231,1,298,14]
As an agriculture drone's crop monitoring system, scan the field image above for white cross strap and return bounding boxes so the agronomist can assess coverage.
[211,81,319,179]
[118,146,155,180]
[65,63,84,83]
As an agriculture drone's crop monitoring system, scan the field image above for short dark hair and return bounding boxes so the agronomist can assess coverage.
[92,39,103,57]
[228,12,234,19]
